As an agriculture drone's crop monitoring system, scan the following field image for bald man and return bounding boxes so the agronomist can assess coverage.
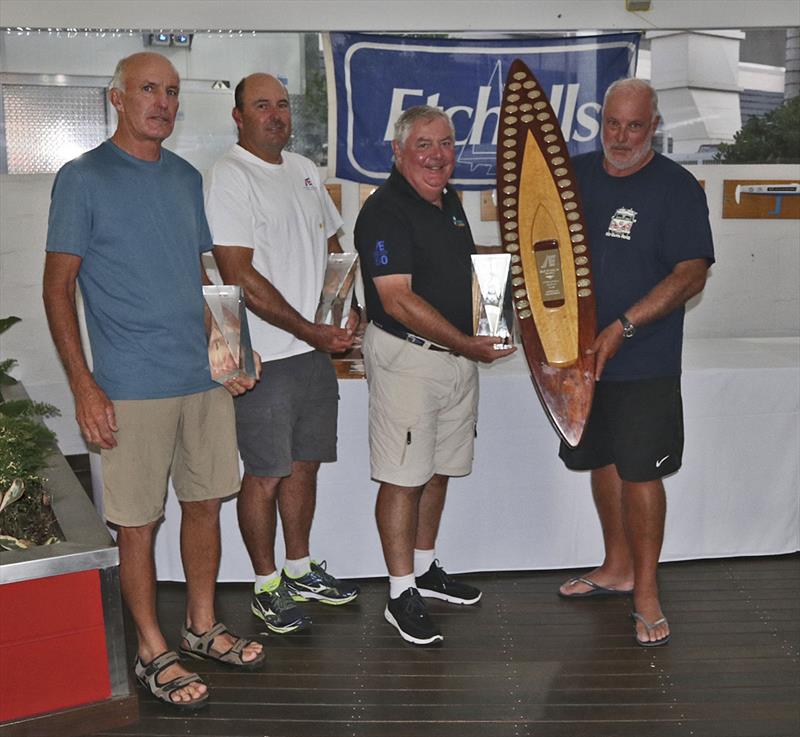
[557,79,715,648]
[44,53,264,710]
[205,73,361,636]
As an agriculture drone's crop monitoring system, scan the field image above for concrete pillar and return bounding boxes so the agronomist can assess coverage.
[648,30,744,154]
[785,28,800,100]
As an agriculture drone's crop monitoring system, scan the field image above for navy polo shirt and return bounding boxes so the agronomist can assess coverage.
[354,166,475,336]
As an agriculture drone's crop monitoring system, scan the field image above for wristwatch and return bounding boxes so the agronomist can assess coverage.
[618,314,636,339]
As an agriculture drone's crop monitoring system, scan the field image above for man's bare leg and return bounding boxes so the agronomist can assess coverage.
[237,472,281,575]
[278,460,320,561]
[559,464,635,596]
[375,482,423,576]
[118,523,206,705]
[623,479,669,643]
[415,474,448,551]
[180,498,262,662]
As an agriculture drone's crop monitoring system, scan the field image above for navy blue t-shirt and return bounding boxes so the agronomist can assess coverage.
[573,151,715,380]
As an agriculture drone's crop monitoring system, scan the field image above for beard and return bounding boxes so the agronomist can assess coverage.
[602,138,653,173]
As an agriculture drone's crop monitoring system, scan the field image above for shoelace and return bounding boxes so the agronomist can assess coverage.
[267,582,297,613]
[430,560,454,585]
[402,590,428,617]
[310,560,338,587]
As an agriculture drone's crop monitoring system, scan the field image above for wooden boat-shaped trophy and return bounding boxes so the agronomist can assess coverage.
[496,59,596,447]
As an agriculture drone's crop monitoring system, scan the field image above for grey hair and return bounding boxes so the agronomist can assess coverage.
[603,78,659,121]
[109,57,128,92]
[393,105,455,146]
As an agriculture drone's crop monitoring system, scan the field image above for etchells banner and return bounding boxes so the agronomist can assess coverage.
[323,32,639,189]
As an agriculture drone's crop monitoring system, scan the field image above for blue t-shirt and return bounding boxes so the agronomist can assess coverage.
[46,140,216,399]
[573,151,715,380]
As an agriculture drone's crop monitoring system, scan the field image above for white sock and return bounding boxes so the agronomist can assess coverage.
[255,570,280,593]
[389,574,416,599]
[284,556,311,579]
[414,549,436,577]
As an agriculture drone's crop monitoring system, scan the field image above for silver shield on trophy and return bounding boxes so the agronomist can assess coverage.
[471,253,513,349]
[203,285,256,383]
[316,252,359,328]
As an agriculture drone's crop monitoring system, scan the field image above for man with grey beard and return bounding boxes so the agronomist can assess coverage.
[557,79,715,648]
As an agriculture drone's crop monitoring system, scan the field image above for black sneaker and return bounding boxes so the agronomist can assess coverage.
[416,560,482,605]
[384,587,443,646]
[284,560,360,605]
[251,578,311,633]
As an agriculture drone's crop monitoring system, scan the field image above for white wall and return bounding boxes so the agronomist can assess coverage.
[4,159,799,454]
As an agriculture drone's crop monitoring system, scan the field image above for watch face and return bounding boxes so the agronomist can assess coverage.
[619,316,635,338]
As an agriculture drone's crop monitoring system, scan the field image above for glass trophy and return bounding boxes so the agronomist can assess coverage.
[471,254,513,349]
[315,252,359,328]
[202,285,256,383]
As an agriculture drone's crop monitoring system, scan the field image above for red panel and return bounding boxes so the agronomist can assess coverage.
[0,570,112,722]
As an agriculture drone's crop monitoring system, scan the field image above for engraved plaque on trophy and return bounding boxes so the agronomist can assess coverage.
[315,252,359,328]
[471,253,513,349]
[203,285,256,383]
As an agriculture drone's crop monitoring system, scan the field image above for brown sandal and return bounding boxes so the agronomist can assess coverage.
[179,622,265,670]
[134,650,208,710]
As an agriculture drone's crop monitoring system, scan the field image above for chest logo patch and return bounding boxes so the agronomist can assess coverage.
[606,207,637,240]
[303,177,315,189]
[373,240,389,266]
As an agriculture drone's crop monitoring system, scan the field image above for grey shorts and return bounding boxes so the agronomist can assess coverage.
[362,323,478,487]
[559,376,684,482]
[234,350,339,478]
[101,387,240,527]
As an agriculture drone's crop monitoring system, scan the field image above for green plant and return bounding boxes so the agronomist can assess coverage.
[716,95,800,164]
[0,316,62,549]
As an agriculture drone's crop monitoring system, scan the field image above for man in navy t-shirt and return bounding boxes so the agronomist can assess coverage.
[557,79,714,648]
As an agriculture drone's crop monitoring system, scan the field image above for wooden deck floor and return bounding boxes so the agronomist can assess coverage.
[92,554,799,737]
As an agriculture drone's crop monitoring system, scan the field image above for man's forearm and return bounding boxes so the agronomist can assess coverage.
[383,291,471,354]
[237,266,316,343]
[624,258,709,329]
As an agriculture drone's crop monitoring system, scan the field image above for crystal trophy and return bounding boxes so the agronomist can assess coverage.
[471,254,513,349]
[202,285,256,383]
[315,252,359,328]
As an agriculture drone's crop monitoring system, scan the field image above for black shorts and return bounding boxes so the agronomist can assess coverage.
[559,376,684,482]
[234,350,339,478]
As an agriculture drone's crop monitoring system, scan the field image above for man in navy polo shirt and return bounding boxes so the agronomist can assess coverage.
[355,106,515,646]
[557,79,714,648]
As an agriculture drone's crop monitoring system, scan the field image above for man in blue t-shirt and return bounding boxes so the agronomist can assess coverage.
[557,79,714,648]
[43,53,264,710]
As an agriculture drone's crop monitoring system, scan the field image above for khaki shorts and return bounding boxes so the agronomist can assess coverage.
[363,323,478,487]
[101,387,240,526]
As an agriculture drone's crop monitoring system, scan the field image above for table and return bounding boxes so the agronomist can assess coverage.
[91,338,799,581]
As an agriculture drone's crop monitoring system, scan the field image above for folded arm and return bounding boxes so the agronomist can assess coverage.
[374,273,515,364]
[213,244,354,354]
[589,257,711,379]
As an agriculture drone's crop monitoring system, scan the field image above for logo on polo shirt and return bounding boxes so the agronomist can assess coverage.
[606,207,637,240]
[373,240,389,266]
[304,177,315,188]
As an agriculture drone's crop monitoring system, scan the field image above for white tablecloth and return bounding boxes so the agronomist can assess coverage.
[91,338,800,581]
